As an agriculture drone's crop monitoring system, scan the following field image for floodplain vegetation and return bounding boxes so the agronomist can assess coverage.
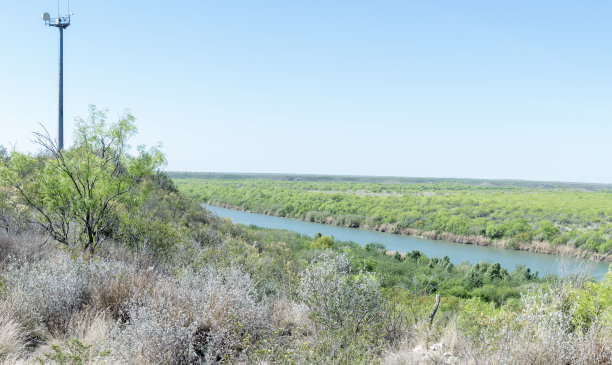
[0,108,611,364]
[173,176,612,259]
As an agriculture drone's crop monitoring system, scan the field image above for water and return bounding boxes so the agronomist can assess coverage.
[206,205,610,279]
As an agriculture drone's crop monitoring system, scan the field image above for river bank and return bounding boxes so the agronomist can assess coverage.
[208,202,611,263]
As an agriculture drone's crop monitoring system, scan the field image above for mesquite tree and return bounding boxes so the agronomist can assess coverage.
[0,106,164,253]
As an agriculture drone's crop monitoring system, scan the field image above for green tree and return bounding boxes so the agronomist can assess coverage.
[0,106,164,253]
[310,235,334,249]
[485,221,506,239]
[464,267,483,288]
[535,220,559,241]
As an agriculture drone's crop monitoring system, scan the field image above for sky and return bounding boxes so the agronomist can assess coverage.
[1,1,611,183]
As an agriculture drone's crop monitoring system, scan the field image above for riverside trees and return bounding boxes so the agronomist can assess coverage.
[175,178,612,256]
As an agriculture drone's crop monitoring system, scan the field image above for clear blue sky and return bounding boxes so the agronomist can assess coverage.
[2,1,611,183]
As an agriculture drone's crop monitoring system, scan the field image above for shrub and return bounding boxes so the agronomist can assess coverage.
[36,338,111,365]
[110,294,199,364]
[110,266,271,364]
[512,264,536,281]
[365,242,386,252]
[535,220,559,242]
[88,265,156,321]
[394,251,403,261]
[298,251,385,363]
[179,266,271,361]
[310,235,334,249]
[464,268,483,288]
[4,252,90,334]
[485,222,506,239]
[573,271,612,329]
[465,288,612,364]
[340,214,363,228]
[407,250,422,261]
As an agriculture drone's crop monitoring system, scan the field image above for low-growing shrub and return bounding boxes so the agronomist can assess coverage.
[298,251,386,363]
[88,266,156,321]
[299,251,383,330]
[110,266,272,364]
[4,252,90,334]
[36,338,111,365]
[111,294,199,364]
[465,288,612,364]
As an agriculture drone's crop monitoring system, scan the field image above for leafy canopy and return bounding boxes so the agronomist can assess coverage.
[0,105,165,253]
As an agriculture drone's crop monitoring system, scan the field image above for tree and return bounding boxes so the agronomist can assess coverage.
[0,145,7,162]
[310,235,334,249]
[535,220,559,242]
[0,106,164,253]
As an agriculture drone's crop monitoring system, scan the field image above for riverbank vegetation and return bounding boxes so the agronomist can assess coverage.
[1,112,611,364]
[173,177,612,259]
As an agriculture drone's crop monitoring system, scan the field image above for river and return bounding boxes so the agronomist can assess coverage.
[206,205,609,279]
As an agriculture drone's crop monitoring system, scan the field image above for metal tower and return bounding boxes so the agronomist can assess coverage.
[43,11,71,150]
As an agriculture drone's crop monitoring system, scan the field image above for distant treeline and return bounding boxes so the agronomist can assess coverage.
[168,172,612,192]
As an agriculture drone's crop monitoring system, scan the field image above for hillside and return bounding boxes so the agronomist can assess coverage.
[0,115,610,364]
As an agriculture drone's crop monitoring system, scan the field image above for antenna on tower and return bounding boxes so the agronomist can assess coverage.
[43,1,72,150]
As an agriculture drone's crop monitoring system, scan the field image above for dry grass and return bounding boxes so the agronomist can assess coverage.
[382,322,463,365]
[67,309,114,356]
[269,297,311,336]
[14,310,115,365]
[88,267,156,321]
[0,303,27,362]
[0,232,52,270]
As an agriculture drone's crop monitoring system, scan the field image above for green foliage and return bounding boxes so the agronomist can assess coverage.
[304,239,540,306]
[298,251,385,364]
[407,250,422,260]
[175,177,612,255]
[464,267,483,288]
[456,297,503,339]
[535,220,559,241]
[0,106,164,253]
[365,242,386,252]
[572,269,612,329]
[37,338,110,365]
[310,235,334,249]
[108,175,212,255]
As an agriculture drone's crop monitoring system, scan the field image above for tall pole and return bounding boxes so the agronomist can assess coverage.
[43,11,70,150]
[58,27,64,150]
